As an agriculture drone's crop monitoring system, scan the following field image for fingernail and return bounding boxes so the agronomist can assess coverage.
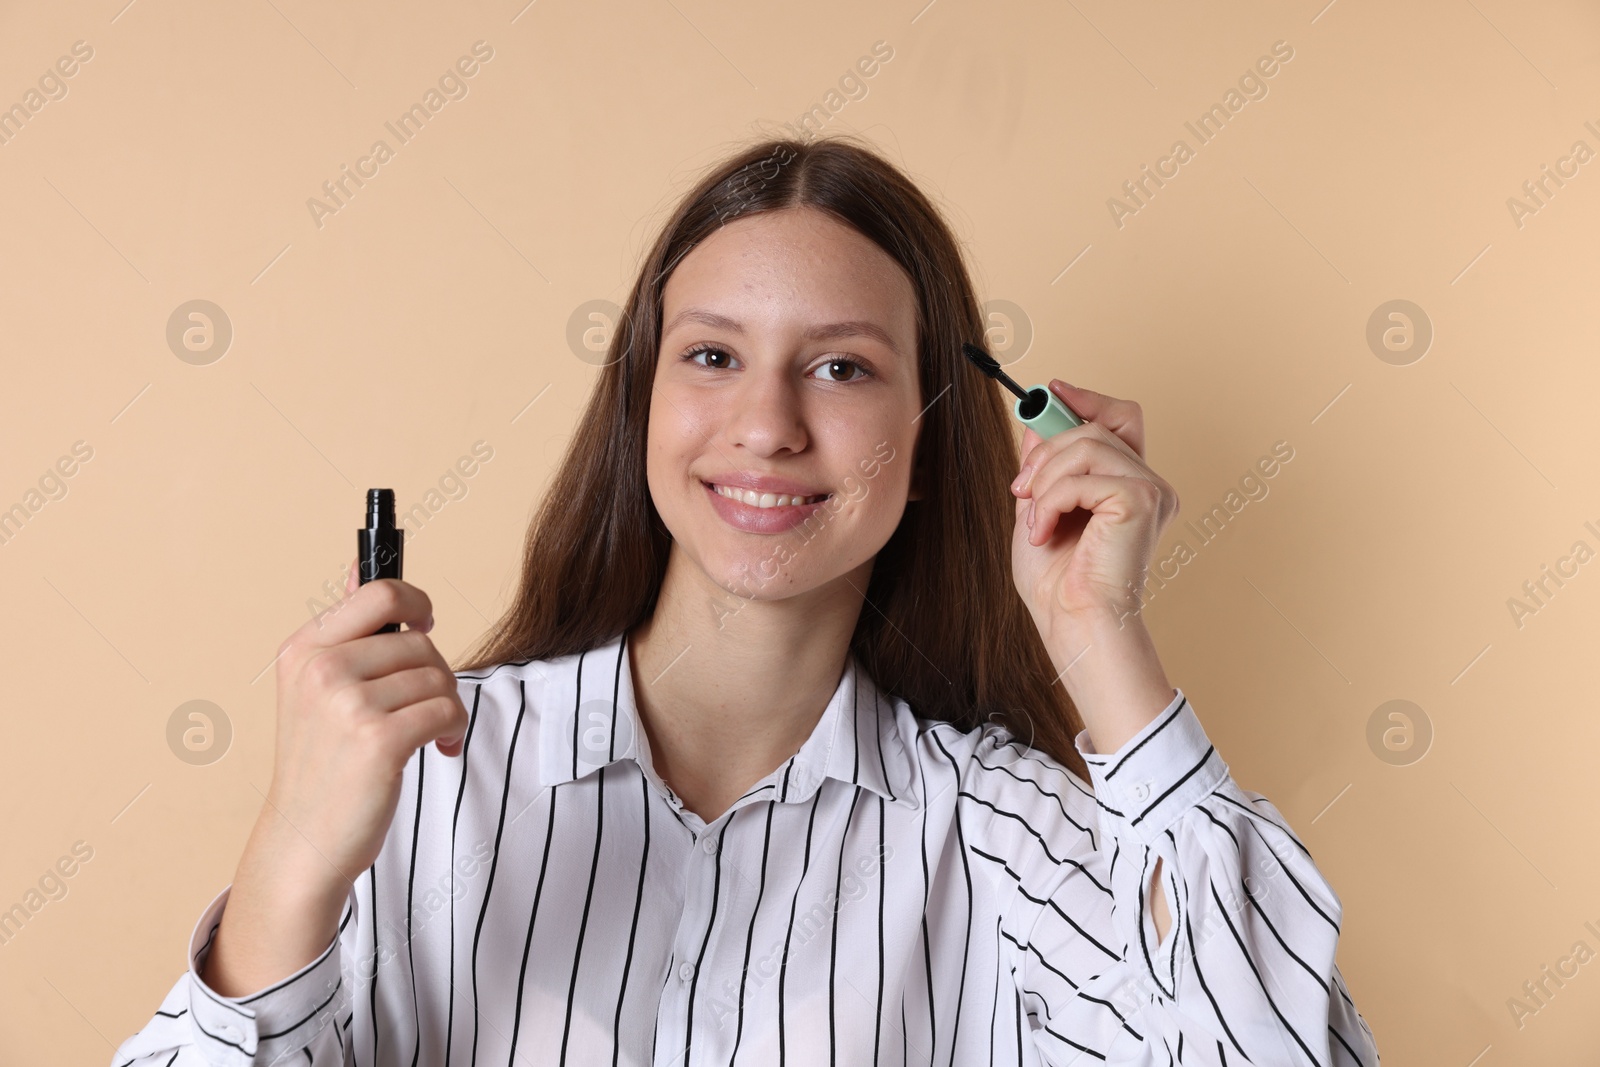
[422,614,435,634]
[1051,379,1072,391]
[1010,469,1028,492]
[1026,501,1035,529]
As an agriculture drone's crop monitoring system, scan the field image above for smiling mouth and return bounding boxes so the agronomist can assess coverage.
[704,481,831,509]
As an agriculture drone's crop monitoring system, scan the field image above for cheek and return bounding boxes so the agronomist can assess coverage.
[646,394,703,471]
[654,389,722,454]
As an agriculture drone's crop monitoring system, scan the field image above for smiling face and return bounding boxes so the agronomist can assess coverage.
[646,205,925,610]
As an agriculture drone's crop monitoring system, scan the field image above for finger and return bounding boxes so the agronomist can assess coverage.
[340,663,457,720]
[1025,472,1157,547]
[1046,380,1146,458]
[1014,427,1151,500]
[1030,434,1153,493]
[310,628,448,689]
[1019,426,1044,471]
[301,578,433,649]
[388,693,471,759]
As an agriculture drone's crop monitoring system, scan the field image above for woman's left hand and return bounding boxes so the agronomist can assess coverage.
[1010,380,1181,633]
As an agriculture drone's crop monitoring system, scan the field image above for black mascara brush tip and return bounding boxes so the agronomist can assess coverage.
[961,342,1001,378]
[961,342,1030,402]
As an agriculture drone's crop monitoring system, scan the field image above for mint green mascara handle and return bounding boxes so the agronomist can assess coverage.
[1014,384,1083,439]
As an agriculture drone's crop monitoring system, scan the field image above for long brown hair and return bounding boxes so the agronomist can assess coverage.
[453,133,1088,782]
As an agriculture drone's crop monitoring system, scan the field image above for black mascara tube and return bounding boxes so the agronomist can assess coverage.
[358,488,404,634]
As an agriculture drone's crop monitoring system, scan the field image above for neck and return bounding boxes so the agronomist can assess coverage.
[627,547,873,820]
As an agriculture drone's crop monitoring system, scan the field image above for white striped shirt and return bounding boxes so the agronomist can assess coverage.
[113,629,1379,1066]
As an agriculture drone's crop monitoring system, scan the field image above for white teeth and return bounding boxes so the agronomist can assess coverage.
[711,483,826,509]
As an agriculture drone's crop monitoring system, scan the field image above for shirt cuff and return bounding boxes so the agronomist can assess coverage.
[1073,687,1229,846]
[185,882,353,1065]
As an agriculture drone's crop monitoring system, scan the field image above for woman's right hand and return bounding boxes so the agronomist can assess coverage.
[265,556,470,887]
[200,557,470,996]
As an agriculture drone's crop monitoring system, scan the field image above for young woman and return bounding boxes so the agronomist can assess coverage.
[114,136,1379,1066]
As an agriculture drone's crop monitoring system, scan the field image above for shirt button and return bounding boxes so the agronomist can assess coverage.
[1131,782,1151,802]
[679,961,696,981]
[217,1024,242,1043]
[702,836,718,854]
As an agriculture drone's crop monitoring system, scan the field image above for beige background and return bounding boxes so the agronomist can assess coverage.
[2,0,1597,1062]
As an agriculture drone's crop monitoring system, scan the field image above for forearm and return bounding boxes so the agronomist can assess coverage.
[1037,609,1176,756]
[200,808,349,996]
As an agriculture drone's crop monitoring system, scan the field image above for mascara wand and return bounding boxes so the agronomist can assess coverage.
[961,341,1084,439]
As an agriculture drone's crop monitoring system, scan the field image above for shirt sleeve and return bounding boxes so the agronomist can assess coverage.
[109,882,358,1066]
[1001,687,1380,1066]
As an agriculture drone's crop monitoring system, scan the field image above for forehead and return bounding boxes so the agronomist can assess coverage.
[662,207,917,342]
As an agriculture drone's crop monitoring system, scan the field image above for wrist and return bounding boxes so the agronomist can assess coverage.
[244,805,352,906]
[1038,610,1175,756]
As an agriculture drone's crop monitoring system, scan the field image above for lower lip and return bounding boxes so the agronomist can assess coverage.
[703,481,831,534]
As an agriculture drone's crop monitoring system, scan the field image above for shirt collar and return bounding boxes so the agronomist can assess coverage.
[536,629,920,811]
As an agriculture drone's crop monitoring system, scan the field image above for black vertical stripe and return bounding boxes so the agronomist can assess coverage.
[901,996,908,1067]
[652,953,672,1063]
[729,797,776,1066]
[570,649,587,779]
[827,786,864,1065]
[928,731,972,1066]
[849,674,861,786]
[916,742,937,1064]
[612,770,651,1067]
[684,816,728,1066]
[406,746,427,1067]
[467,678,529,1067]
[562,666,614,1059]
[872,689,897,802]
[609,633,626,761]
[442,682,482,1067]
[776,790,823,1066]
[1011,967,1022,1067]
[988,914,1001,1067]
[1168,832,1182,995]
[507,787,560,1064]
[368,853,378,1067]
[874,794,887,1066]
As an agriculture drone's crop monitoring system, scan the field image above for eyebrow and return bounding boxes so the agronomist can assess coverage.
[662,307,903,357]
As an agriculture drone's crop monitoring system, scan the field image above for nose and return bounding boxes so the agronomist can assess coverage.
[723,359,809,457]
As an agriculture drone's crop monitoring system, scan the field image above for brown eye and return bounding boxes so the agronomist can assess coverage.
[815,358,871,383]
[684,345,735,369]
